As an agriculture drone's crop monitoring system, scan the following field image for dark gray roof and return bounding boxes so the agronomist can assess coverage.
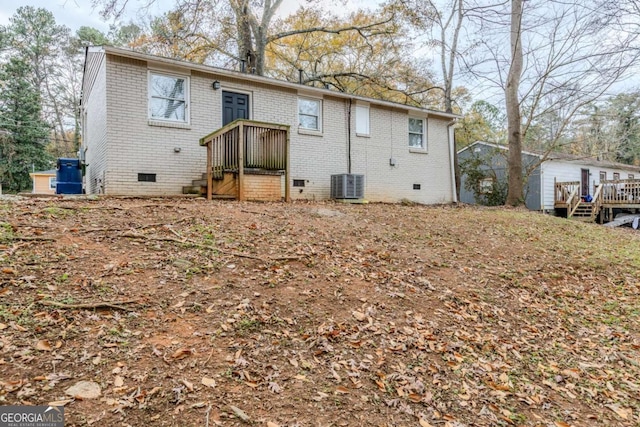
[459,141,640,172]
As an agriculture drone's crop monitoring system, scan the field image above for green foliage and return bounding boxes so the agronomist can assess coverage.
[610,92,640,165]
[74,26,110,48]
[456,101,506,148]
[459,153,508,206]
[0,57,52,193]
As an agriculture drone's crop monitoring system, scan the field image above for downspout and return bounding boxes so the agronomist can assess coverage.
[347,99,352,174]
[447,119,458,203]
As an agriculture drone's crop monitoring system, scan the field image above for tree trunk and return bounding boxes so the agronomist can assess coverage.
[505,0,524,206]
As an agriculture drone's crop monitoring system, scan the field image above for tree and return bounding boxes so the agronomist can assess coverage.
[264,7,439,106]
[92,0,395,77]
[2,7,73,154]
[0,58,51,193]
[504,0,523,206]
[610,92,640,165]
[455,100,506,147]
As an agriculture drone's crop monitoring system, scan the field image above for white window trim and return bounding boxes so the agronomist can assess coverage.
[148,70,190,125]
[480,177,494,194]
[49,177,56,190]
[355,103,370,137]
[298,96,322,133]
[408,116,427,152]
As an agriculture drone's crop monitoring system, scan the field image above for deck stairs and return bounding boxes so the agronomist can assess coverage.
[570,202,599,222]
[182,173,235,199]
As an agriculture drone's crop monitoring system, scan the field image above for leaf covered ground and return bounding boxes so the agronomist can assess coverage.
[1,197,639,427]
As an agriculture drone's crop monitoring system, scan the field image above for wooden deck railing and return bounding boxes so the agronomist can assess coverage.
[199,119,290,201]
[600,179,640,205]
[591,184,604,221]
[555,181,579,206]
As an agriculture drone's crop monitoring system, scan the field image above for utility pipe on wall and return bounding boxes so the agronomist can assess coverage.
[447,119,458,203]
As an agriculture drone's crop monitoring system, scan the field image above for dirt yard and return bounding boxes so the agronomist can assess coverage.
[1,197,639,427]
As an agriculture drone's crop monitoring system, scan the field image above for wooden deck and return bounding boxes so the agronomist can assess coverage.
[199,119,290,201]
[555,179,640,222]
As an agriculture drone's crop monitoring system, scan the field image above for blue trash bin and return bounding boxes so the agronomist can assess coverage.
[56,158,83,194]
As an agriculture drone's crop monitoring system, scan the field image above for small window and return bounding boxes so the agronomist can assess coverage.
[629,174,635,180]
[480,177,494,194]
[356,104,370,135]
[149,72,189,123]
[138,173,157,182]
[293,179,305,187]
[298,97,322,131]
[409,117,426,149]
[600,171,606,182]
[613,172,620,180]
[49,177,56,190]
[413,184,421,190]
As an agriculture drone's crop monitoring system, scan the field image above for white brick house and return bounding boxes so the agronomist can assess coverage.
[80,46,459,204]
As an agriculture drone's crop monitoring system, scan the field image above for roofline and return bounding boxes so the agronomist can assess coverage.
[457,141,542,158]
[90,45,461,120]
[458,140,640,172]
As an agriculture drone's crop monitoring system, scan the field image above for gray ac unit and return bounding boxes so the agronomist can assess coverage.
[331,174,365,199]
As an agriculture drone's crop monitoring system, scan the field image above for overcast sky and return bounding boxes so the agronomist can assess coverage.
[0,0,381,33]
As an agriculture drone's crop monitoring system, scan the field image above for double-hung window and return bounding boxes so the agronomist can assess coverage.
[356,104,370,136]
[409,117,426,149]
[298,97,321,131]
[149,72,189,123]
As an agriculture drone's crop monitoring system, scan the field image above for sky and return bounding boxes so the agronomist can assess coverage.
[0,0,382,33]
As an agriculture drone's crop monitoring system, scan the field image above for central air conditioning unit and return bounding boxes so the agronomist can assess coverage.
[331,174,365,199]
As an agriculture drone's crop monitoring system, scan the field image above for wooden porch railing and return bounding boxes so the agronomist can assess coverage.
[600,179,640,205]
[555,180,580,212]
[199,119,290,201]
[590,184,604,221]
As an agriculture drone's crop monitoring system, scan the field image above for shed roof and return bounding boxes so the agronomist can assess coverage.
[459,141,640,173]
[29,169,56,176]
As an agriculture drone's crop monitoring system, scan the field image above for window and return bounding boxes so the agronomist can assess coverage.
[409,117,426,149]
[149,72,189,123]
[293,179,305,187]
[480,177,494,194]
[613,172,620,180]
[413,184,421,190]
[138,173,156,182]
[355,104,370,135]
[600,171,606,182]
[629,174,635,180]
[298,97,321,131]
[49,177,56,190]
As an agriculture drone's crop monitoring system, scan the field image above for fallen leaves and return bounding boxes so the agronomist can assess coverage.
[201,377,216,388]
[2,199,640,427]
[171,348,194,360]
[606,404,633,420]
[65,381,101,399]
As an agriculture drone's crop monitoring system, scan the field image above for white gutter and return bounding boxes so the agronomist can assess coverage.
[447,119,458,203]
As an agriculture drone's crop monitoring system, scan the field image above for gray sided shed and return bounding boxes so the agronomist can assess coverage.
[458,142,542,210]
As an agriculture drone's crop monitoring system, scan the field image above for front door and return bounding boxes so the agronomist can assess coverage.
[581,168,590,196]
[222,91,249,125]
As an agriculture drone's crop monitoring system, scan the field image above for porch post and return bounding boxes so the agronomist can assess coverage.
[238,122,245,201]
[285,127,291,202]
[206,142,212,201]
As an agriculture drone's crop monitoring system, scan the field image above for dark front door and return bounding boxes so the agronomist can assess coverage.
[222,91,249,125]
[581,168,590,196]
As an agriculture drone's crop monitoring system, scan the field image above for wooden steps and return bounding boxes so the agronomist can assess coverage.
[182,172,237,198]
